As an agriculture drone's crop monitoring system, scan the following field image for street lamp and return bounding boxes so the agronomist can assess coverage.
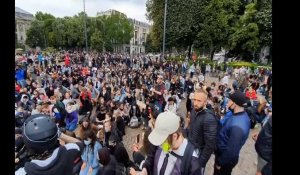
[162,0,168,60]
[83,0,88,52]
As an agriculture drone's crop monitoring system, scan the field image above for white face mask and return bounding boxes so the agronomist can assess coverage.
[84,139,91,145]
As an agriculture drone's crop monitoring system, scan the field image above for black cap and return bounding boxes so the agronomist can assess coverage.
[229,91,249,107]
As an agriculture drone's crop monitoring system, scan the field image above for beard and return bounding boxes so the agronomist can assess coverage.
[194,106,203,112]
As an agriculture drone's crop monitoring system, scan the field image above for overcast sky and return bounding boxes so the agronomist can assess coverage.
[15,0,149,22]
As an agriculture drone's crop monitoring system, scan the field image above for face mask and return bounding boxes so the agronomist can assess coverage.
[161,139,171,153]
[84,139,91,145]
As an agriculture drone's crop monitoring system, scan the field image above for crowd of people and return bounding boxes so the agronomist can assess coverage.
[15,50,272,175]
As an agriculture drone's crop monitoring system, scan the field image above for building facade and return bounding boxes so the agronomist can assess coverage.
[97,9,127,18]
[15,7,34,45]
[97,9,151,54]
[126,18,150,54]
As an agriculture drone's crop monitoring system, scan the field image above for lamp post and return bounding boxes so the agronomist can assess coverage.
[83,0,88,52]
[162,0,168,60]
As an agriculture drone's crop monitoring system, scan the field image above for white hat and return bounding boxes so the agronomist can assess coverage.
[148,111,180,146]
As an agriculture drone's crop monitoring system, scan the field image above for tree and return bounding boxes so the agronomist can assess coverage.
[147,0,211,57]
[195,0,241,59]
[24,11,134,51]
[229,2,260,59]
[91,29,104,51]
[100,14,133,50]
[256,0,272,47]
[26,20,45,48]
[146,0,165,49]
[51,18,67,48]
[145,33,159,53]
[34,12,56,48]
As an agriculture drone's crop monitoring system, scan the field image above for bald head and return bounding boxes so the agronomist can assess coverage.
[193,89,208,112]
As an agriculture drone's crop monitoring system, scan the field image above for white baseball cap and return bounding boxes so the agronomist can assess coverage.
[148,111,180,146]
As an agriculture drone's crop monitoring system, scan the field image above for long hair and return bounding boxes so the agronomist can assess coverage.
[78,118,92,138]
[114,144,130,166]
[83,129,97,151]
[98,147,111,166]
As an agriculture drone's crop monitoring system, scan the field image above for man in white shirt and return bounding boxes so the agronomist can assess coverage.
[198,73,205,83]
[221,73,229,85]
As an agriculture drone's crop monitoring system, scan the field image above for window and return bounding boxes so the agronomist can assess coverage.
[135,31,138,39]
[19,23,23,32]
[21,36,23,41]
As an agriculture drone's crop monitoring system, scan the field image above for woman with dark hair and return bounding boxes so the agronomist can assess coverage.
[76,117,100,140]
[114,144,137,175]
[97,147,116,175]
[80,130,102,175]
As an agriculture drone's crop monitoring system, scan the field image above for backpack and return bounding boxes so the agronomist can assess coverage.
[129,116,139,128]
[245,106,258,129]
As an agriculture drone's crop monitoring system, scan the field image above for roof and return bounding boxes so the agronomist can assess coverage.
[15,7,33,15]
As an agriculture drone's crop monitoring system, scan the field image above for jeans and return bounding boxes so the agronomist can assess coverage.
[154,101,163,113]
[17,79,26,88]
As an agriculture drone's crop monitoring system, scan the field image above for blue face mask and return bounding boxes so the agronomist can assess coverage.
[84,140,91,145]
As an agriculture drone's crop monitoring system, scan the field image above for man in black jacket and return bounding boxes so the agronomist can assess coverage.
[186,89,219,173]
[255,117,272,175]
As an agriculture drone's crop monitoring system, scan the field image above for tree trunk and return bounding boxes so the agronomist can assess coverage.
[210,47,216,60]
[188,44,192,60]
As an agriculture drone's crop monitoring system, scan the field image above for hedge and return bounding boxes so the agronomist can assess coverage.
[165,57,271,70]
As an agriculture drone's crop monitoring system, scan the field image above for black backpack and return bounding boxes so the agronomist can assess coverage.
[245,106,258,129]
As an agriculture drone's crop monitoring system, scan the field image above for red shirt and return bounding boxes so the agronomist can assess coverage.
[15,84,21,92]
[65,55,70,66]
[246,90,257,100]
[80,91,91,107]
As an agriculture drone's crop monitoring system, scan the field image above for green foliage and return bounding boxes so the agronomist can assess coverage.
[147,0,272,61]
[45,47,56,53]
[24,11,133,50]
[145,34,159,53]
[146,0,164,48]
[256,0,272,47]
[229,3,260,52]
[102,14,134,46]
[91,29,104,51]
[195,0,241,59]
[26,20,45,48]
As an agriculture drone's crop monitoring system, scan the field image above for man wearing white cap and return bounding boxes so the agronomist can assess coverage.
[130,111,202,175]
